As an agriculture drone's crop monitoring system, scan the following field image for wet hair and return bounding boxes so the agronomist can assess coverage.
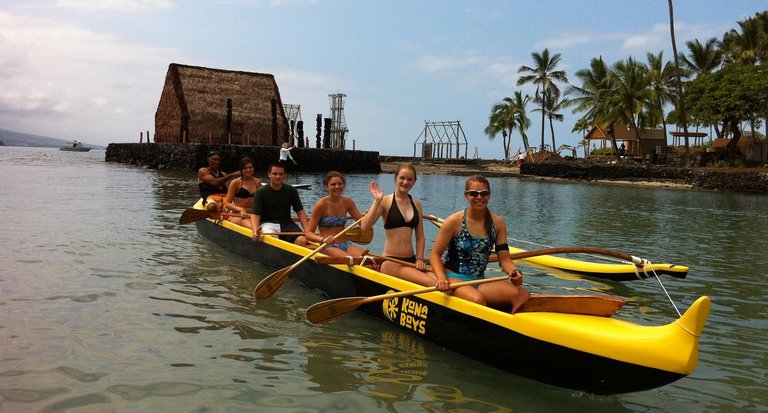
[239,157,254,175]
[394,163,417,180]
[323,171,345,186]
[465,175,494,237]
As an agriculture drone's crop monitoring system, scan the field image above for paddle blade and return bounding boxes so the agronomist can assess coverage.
[179,208,215,224]
[306,296,368,324]
[518,294,625,317]
[253,267,291,299]
[347,227,374,245]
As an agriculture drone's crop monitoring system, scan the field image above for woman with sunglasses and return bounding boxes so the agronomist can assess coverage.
[429,175,530,313]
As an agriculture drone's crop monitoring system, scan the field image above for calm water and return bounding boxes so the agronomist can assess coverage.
[1,147,766,412]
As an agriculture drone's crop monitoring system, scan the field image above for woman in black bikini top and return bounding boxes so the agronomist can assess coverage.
[223,157,262,230]
[383,193,419,229]
[360,163,438,287]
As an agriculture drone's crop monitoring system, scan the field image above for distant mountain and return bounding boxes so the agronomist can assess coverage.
[0,129,105,149]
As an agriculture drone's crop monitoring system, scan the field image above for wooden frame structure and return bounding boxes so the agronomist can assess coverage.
[413,120,468,159]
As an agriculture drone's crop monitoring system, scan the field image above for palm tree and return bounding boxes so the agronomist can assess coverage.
[533,92,567,150]
[567,57,611,152]
[722,11,768,65]
[517,49,568,151]
[608,58,653,140]
[681,38,723,77]
[643,51,677,146]
[668,0,691,154]
[484,92,531,159]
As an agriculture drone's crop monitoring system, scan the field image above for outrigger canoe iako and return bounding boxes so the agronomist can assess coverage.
[185,200,710,395]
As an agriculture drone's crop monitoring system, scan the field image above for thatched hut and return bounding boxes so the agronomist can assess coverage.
[585,125,666,158]
[154,63,289,145]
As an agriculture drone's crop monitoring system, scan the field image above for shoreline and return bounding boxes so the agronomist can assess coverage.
[380,160,696,190]
[380,159,768,193]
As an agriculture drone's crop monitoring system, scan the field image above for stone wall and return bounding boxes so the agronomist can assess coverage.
[105,143,381,173]
[521,161,768,194]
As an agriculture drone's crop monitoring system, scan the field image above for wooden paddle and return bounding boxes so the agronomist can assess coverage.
[179,208,374,244]
[253,216,368,299]
[306,277,625,324]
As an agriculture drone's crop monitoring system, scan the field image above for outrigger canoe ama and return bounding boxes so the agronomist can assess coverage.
[423,215,689,280]
[189,200,710,394]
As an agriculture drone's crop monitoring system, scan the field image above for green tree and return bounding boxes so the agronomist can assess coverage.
[643,51,677,144]
[681,38,723,76]
[686,64,768,154]
[722,11,768,65]
[485,92,531,159]
[517,49,568,151]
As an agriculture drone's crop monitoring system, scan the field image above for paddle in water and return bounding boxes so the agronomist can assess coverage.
[253,216,367,299]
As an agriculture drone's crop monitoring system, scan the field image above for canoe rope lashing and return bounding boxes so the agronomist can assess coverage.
[635,259,682,317]
[346,255,378,270]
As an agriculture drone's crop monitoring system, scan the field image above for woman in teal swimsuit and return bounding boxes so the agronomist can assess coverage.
[430,175,529,313]
[304,171,367,258]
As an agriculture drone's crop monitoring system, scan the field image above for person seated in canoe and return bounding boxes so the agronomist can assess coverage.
[198,150,241,212]
[250,162,308,246]
[303,171,368,257]
[361,163,439,286]
[429,175,530,313]
[223,156,262,230]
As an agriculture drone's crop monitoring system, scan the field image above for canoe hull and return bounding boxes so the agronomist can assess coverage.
[194,210,706,394]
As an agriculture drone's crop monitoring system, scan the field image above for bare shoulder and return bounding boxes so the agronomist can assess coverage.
[491,213,507,227]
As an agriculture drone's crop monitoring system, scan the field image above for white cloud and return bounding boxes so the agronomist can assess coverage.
[0,11,183,142]
[55,0,174,12]
[412,52,519,88]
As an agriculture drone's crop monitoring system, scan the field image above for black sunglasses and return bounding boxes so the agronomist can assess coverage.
[466,189,491,197]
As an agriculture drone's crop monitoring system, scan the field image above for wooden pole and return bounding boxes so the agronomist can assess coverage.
[139,132,143,143]
[147,130,150,144]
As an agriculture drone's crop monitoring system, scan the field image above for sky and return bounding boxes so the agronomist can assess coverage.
[1,1,765,158]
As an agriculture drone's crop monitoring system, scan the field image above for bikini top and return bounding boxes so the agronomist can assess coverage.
[319,215,347,227]
[384,194,419,230]
[235,178,258,199]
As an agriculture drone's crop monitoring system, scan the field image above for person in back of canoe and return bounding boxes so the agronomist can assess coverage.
[198,151,241,212]
[429,175,530,313]
[304,171,368,257]
[361,163,439,286]
[223,157,262,230]
[250,162,308,246]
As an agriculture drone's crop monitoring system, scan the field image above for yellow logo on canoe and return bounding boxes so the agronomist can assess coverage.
[382,290,428,335]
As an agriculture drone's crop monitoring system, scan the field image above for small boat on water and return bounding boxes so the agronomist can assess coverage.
[423,215,689,280]
[59,141,91,152]
[188,200,711,394]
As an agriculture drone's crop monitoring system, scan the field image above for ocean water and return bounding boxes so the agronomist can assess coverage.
[1,146,766,412]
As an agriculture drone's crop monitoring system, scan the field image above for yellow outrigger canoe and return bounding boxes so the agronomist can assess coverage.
[189,201,710,394]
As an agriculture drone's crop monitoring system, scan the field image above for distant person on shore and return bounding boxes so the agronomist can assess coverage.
[279,143,297,167]
[250,163,308,246]
[198,151,241,212]
[223,157,261,230]
[304,171,367,257]
[361,163,439,286]
[429,175,529,312]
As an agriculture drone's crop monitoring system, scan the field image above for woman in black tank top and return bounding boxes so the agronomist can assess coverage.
[223,157,262,230]
[360,163,439,287]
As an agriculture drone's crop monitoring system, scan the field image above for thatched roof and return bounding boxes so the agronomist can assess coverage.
[585,125,665,141]
[154,63,289,145]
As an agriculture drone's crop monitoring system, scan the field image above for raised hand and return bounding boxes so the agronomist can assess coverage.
[368,181,384,202]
